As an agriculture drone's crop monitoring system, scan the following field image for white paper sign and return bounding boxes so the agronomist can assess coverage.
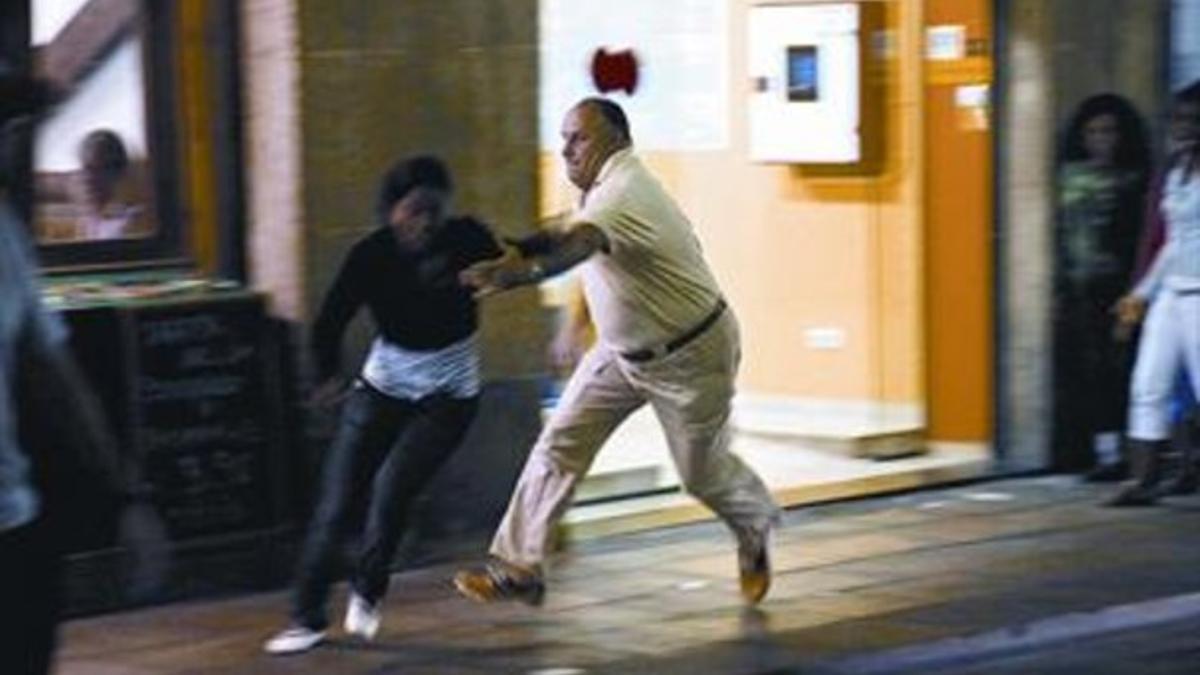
[926,25,966,61]
[539,0,729,151]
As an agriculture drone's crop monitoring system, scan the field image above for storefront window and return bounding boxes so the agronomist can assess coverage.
[27,0,188,270]
[32,13,153,245]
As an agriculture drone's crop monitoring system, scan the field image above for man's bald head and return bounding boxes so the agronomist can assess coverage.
[561,98,632,190]
[574,97,631,145]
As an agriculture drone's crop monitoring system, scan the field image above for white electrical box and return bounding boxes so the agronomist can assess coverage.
[748,2,870,164]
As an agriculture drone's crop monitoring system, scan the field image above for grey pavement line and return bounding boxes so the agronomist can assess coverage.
[820,591,1200,674]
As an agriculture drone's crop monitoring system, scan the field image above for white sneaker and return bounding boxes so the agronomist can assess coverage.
[263,626,326,655]
[343,593,381,640]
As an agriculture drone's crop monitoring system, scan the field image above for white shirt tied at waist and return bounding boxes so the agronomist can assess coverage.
[360,333,480,401]
[573,148,725,355]
[1136,166,1200,298]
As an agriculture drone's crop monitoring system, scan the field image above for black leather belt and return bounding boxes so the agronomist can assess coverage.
[621,299,727,362]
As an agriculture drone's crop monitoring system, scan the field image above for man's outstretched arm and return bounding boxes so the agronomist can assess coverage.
[459,223,608,297]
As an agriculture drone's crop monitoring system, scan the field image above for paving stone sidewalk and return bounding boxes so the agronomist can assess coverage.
[56,475,1200,674]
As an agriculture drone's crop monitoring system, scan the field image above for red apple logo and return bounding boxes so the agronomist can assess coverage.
[591,48,639,95]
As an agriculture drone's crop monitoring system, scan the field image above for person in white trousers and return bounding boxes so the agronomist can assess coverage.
[1111,81,1200,506]
[453,97,780,605]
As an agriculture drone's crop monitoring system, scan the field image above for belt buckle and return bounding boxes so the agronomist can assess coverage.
[624,343,666,362]
[647,344,669,360]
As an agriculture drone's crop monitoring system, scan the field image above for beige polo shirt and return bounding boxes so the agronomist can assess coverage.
[572,148,724,353]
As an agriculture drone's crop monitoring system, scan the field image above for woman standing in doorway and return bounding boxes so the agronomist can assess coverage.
[1054,93,1150,479]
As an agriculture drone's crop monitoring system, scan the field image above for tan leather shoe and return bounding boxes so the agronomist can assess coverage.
[453,560,545,606]
[738,527,771,605]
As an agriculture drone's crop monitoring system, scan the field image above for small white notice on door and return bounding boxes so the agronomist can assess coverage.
[926,25,966,61]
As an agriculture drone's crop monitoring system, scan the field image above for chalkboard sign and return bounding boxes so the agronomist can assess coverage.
[130,296,277,539]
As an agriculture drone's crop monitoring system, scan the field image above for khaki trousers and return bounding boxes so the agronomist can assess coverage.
[490,311,780,568]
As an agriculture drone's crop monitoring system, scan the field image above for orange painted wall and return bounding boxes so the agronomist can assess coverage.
[923,0,993,441]
[540,0,926,406]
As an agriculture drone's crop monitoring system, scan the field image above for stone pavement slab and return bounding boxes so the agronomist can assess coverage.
[54,476,1200,674]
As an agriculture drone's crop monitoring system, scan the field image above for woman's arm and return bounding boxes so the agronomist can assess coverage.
[1132,237,1173,300]
[311,244,368,383]
[1131,167,1168,283]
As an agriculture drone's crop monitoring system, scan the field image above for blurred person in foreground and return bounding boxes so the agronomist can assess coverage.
[0,71,165,675]
[1110,80,1200,506]
[453,97,780,607]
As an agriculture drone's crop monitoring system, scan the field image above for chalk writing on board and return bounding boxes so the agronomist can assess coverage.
[140,421,262,451]
[139,315,225,347]
[138,375,245,402]
[133,303,272,539]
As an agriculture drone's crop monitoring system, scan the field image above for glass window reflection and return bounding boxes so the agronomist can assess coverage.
[31,0,155,245]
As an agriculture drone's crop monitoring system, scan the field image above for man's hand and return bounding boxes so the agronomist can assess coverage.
[309,375,351,408]
[549,283,594,374]
[1112,294,1148,342]
[550,317,591,374]
[458,244,530,298]
[462,223,606,299]
[118,502,169,601]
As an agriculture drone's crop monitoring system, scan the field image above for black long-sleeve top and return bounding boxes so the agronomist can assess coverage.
[311,217,502,381]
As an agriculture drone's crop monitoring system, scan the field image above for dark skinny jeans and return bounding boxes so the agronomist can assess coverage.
[292,383,477,629]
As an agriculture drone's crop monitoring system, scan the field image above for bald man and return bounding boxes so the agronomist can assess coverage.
[455,98,780,606]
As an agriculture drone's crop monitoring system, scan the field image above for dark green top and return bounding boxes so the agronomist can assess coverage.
[1056,162,1144,291]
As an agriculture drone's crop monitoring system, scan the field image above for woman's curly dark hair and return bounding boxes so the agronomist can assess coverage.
[1060,93,1150,171]
[375,155,452,226]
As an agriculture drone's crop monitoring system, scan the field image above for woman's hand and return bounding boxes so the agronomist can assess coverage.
[309,375,350,408]
[458,244,529,298]
[1111,294,1148,342]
